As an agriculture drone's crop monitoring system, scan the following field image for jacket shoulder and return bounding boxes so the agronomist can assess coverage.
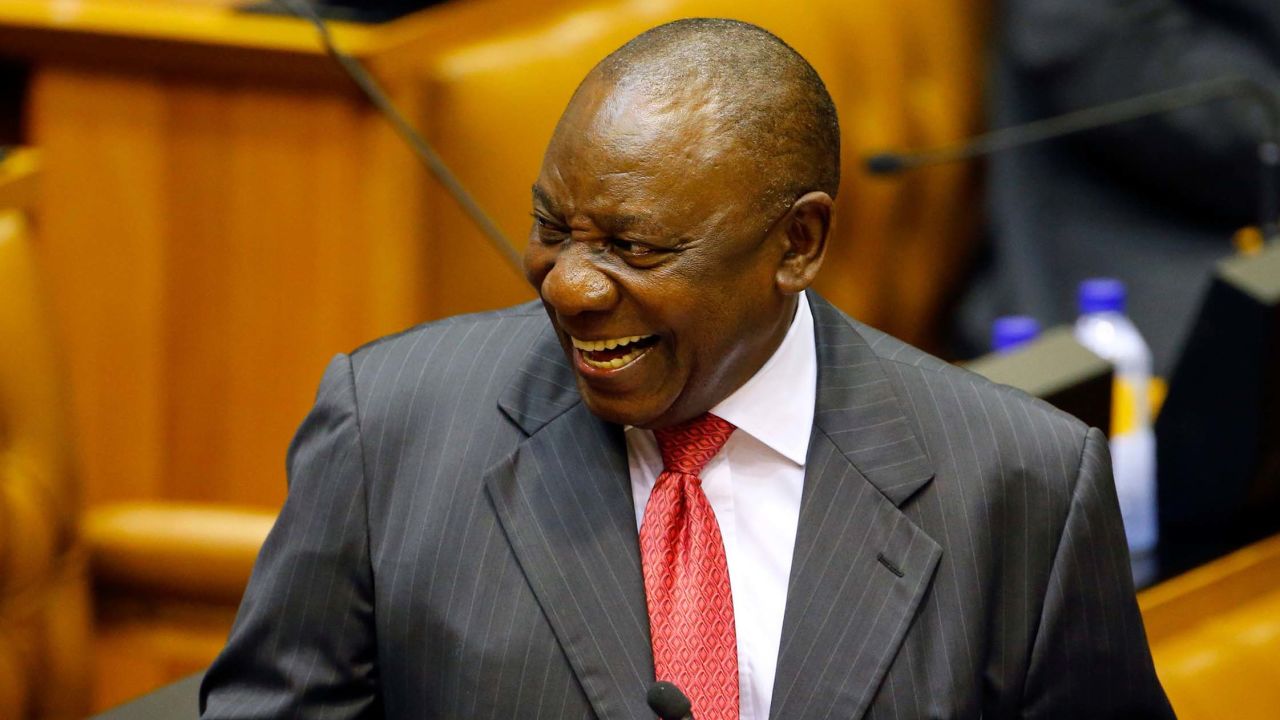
[339,301,551,432]
[350,300,546,359]
[849,313,1092,444]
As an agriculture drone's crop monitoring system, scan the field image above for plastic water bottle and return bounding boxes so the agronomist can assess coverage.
[1074,279,1157,557]
[991,315,1041,353]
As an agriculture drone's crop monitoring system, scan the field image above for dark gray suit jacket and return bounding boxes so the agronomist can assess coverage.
[200,293,1173,719]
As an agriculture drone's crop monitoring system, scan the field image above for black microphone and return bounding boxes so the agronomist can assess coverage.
[864,75,1280,242]
[647,681,694,720]
[273,0,524,272]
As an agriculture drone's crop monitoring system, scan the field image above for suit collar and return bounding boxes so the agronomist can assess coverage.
[807,293,934,506]
[769,294,941,719]
[490,320,654,719]
[497,321,580,436]
[484,403,655,720]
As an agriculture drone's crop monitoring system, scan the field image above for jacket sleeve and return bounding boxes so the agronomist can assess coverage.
[201,354,381,719]
[1021,427,1175,719]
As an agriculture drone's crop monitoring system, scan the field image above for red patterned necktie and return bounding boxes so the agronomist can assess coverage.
[640,413,739,720]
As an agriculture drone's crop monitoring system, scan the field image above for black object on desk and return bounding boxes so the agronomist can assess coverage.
[1157,241,1280,547]
[964,326,1114,434]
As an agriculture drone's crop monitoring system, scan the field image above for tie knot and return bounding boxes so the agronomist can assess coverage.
[653,413,736,476]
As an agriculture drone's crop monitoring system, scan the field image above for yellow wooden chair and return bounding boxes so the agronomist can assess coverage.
[0,149,275,713]
[0,148,91,718]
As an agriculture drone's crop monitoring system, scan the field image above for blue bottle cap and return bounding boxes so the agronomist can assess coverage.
[1078,278,1126,314]
[991,315,1041,353]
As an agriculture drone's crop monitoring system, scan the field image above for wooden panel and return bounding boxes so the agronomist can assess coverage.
[29,66,169,505]
[27,63,427,507]
[0,0,379,57]
[4,0,596,511]
[0,0,581,78]
[875,0,988,350]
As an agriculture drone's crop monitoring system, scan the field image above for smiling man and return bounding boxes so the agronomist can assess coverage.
[524,34,834,432]
[202,18,1172,720]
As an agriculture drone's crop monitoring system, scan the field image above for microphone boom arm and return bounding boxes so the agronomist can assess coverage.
[865,75,1280,241]
[277,0,525,273]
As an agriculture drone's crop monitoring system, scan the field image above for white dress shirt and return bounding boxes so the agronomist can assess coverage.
[627,294,816,720]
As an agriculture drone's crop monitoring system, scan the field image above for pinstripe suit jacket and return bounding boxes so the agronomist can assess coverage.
[200,293,1173,719]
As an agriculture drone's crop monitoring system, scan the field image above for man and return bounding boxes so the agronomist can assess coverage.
[202,19,1173,719]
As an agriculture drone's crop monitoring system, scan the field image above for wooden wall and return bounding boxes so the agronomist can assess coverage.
[27,63,431,507]
[0,0,555,509]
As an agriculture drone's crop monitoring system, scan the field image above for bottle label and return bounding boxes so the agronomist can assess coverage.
[1111,377,1166,437]
[1112,378,1140,437]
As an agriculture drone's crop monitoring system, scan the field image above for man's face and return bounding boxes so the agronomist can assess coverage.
[524,79,796,429]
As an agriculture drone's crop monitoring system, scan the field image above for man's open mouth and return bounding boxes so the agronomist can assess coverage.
[570,334,660,369]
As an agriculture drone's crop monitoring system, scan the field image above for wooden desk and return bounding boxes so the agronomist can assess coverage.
[1139,534,1280,719]
[0,0,542,508]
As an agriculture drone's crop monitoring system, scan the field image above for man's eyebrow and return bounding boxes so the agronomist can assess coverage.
[530,185,650,233]
[531,185,557,213]
[611,214,647,232]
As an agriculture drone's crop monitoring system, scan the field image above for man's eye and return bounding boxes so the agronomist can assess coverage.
[532,214,568,240]
[611,239,652,256]
[611,239,672,266]
[616,238,670,257]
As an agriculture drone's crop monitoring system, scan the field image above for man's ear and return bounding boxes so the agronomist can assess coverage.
[776,191,832,294]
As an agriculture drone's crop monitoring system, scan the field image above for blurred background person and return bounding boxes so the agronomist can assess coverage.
[955,0,1280,375]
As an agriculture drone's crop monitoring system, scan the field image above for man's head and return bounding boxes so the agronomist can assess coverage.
[524,18,840,429]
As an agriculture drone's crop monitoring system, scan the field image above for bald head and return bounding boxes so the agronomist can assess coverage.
[527,19,838,428]
[566,18,840,214]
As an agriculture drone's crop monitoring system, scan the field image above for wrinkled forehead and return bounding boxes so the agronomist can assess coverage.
[539,76,762,220]
[555,76,730,166]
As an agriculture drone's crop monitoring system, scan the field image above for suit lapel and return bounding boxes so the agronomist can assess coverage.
[485,325,654,720]
[769,296,943,720]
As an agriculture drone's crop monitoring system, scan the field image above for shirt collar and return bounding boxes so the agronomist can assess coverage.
[708,293,817,466]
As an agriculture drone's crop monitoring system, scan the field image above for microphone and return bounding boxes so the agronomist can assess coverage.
[273,0,524,272]
[647,681,694,720]
[864,75,1280,242]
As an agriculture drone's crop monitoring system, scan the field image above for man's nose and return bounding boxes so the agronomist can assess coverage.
[539,244,619,316]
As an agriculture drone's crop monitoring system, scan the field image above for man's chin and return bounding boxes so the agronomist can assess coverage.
[576,383,676,429]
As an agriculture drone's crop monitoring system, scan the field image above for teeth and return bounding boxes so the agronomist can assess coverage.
[570,334,651,352]
[581,346,648,370]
